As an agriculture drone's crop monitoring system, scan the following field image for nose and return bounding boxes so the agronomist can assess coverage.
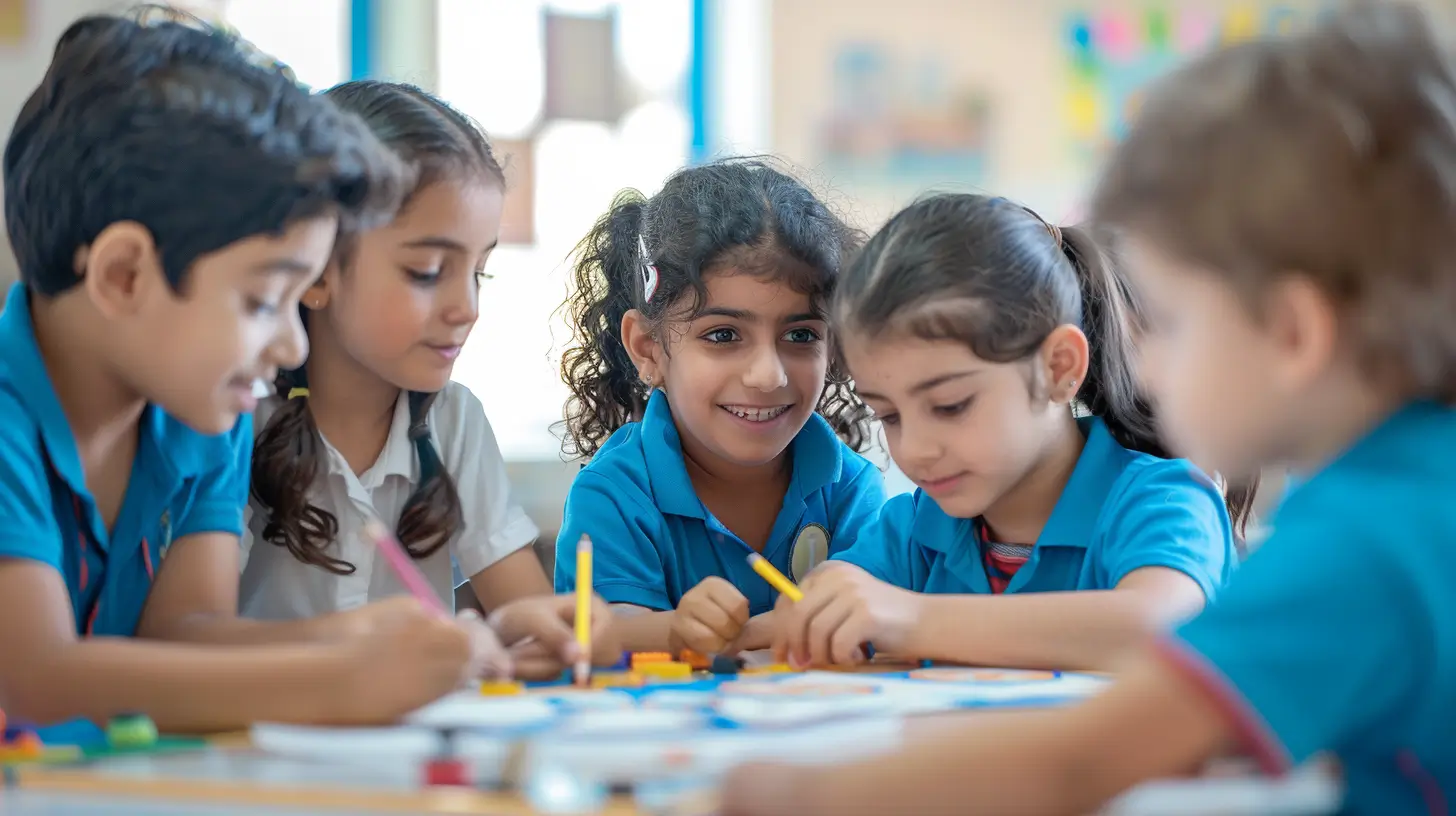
[442,270,481,326]
[272,308,309,370]
[892,415,941,468]
[741,341,788,392]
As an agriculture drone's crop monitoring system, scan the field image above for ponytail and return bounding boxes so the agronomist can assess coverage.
[1062,225,1258,540]
[558,191,654,460]
[395,390,465,560]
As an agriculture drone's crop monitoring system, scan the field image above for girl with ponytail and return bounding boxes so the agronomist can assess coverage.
[554,158,885,656]
[243,80,617,680]
[770,193,1253,672]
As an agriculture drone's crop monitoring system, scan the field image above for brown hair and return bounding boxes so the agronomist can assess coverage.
[1092,1,1456,404]
[836,193,1258,537]
[558,158,871,460]
[251,80,504,574]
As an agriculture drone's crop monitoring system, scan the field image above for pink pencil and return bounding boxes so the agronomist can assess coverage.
[362,519,448,616]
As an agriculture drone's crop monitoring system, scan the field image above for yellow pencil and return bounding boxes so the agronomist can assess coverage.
[746,552,803,602]
[574,534,592,687]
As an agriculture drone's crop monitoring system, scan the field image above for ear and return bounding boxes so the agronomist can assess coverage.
[81,222,163,319]
[620,308,664,387]
[1265,275,1338,393]
[1039,324,1091,404]
[303,258,340,311]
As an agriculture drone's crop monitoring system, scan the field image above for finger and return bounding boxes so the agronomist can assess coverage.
[705,582,751,627]
[804,598,856,668]
[829,611,873,666]
[458,610,512,679]
[676,617,728,654]
[688,598,741,643]
[780,586,839,668]
[511,653,568,681]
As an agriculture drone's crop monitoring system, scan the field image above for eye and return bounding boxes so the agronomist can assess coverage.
[245,298,279,316]
[405,267,442,284]
[475,269,494,286]
[932,397,974,418]
[782,327,821,344]
[877,412,901,427]
[702,327,739,344]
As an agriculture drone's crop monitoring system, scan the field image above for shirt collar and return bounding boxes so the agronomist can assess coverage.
[640,389,847,519]
[0,283,197,494]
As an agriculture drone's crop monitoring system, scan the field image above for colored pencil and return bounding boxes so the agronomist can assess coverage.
[746,553,803,602]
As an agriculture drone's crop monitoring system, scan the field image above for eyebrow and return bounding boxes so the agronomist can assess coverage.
[856,370,981,401]
[694,307,825,324]
[401,236,500,254]
[252,259,317,275]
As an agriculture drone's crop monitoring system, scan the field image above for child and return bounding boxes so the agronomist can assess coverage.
[723,4,1456,813]
[243,80,617,680]
[0,11,488,733]
[767,196,1252,672]
[554,159,885,655]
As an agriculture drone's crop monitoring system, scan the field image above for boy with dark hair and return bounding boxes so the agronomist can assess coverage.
[0,10,482,734]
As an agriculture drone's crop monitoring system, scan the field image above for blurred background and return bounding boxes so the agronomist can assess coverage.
[0,0,1391,541]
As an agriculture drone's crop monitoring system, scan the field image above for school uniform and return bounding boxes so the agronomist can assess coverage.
[0,283,251,638]
[1160,401,1456,813]
[832,416,1235,598]
[554,389,886,615]
[240,381,539,617]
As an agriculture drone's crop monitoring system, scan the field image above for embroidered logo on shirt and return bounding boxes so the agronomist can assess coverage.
[789,523,830,582]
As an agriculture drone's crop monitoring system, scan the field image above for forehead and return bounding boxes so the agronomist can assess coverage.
[385,181,502,243]
[844,334,991,388]
[695,269,819,316]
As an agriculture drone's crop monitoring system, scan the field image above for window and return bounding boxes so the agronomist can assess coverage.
[225,0,347,91]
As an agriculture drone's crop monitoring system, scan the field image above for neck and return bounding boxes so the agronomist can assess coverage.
[1286,373,1403,475]
[302,311,400,448]
[30,295,147,446]
[981,411,1084,544]
[676,424,791,497]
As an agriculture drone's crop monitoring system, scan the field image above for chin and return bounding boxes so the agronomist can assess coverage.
[174,407,240,436]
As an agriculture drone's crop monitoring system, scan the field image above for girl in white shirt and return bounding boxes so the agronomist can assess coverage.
[244,80,616,679]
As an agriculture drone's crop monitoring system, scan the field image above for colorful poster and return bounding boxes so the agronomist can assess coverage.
[1064,4,1319,160]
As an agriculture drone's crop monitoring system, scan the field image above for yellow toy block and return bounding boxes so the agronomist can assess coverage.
[637,661,693,681]
[590,672,644,689]
[478,680,525,696]
[740,663,797,675]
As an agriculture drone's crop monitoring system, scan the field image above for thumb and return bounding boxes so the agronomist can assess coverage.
[526,606,583,662]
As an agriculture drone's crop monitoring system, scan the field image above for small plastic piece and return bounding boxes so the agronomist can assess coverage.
[637,661,692,681]
[478,680,525,696]
[106,713,158,748]
[590,672,644,689]
[608,650,632,671]
[678,649,711,670]
[629,652,673,670]
[709,654,740,675]
[424,757,470,786]
[10,732,43,757]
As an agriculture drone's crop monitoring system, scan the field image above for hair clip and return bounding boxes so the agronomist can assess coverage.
[638,235,659,304]
[287,387,310,400]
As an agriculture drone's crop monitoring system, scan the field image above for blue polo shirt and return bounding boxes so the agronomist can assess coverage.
[0,283,251,638]
[1161,401,1456,813]
[554,390,886,615]
[831,417,1235,598]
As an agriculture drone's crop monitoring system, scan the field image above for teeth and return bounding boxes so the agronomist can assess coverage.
[724,405,789,422]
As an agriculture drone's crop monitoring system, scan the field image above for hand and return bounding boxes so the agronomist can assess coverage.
[720,762,820,815]
[669,577,750,655]
[488,593,619,681]
[334,597,473,723]
[456,609,512,681]
[726,611,777,652]
[772,563,924,668]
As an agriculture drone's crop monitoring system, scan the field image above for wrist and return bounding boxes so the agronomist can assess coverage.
[896,590,937,657]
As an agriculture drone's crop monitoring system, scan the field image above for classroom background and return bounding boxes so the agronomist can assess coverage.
[0,0,1401,557]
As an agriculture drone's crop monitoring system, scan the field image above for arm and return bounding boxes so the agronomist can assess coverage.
[136,418,342,645]
[609,603,676,653]
[0,558,351,732]
[721,650,1231,816]
[466,547,553,613]
[907,567,1205,671]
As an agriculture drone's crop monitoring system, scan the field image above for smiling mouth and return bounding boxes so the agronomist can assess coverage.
[720,404,791,422]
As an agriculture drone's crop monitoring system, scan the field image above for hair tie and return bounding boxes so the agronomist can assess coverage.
[1046,221,1063,248]
[287,387,309,400]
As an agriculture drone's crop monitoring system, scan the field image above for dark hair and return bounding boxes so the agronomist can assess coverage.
[251,80,505,574]
[1092,1,1456,405]
[836,193,1257,537]
[3,6,406,297]
[559,157,871,459]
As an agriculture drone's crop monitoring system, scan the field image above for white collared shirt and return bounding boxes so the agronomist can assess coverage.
[239,381,540,618]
